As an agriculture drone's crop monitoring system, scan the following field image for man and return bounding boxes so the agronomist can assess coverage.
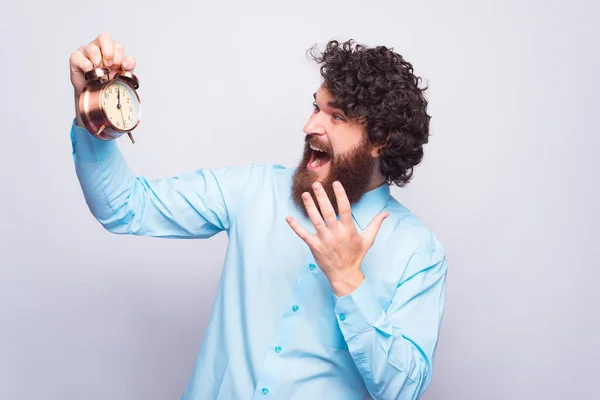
[69,32,447,400]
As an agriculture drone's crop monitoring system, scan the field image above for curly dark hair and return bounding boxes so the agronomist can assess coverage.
[307,39,431,187]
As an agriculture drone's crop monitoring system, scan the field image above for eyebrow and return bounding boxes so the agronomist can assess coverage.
[313,92,345,114]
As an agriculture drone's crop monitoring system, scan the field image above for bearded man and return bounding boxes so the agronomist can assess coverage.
[69,33,448,400]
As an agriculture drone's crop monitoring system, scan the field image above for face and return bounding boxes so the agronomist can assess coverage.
[292,85,378,218]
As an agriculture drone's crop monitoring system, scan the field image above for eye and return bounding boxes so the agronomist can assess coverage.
[333,114,345,121]
[312,102,320,113]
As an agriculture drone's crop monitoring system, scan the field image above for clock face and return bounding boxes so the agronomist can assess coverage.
[102,81,140,130]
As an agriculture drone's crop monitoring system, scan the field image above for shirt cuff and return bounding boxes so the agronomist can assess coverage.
[334,276,393,338]
[70,118,118,162]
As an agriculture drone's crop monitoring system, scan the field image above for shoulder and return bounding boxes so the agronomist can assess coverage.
[383,195,445,258]
[379,197,448,280]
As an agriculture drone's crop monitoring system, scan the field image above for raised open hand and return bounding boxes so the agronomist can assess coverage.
[286,181,389,296]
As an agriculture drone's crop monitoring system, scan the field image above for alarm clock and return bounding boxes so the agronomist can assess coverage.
[78,64,142,143]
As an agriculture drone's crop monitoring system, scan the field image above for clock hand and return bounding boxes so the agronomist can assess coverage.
[117,86,126,128]
[119,102,126,127]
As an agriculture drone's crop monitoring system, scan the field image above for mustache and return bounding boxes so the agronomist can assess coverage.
[304,136,333,154]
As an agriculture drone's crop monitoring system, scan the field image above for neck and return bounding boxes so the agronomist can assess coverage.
[367,170,386,191]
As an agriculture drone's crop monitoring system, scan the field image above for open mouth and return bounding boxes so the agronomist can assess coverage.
[307,143,332,171]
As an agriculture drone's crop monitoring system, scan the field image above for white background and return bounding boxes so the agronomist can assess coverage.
[1,0,598,398]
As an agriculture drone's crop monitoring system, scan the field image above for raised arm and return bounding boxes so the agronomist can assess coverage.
[69,33,252,238]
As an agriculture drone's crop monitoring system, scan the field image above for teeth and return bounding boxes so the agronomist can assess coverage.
[310,143,326,153]
[311,157,321,167]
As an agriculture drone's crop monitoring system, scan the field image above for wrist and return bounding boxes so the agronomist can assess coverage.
[74,92,85,128]
[329,270,365,297]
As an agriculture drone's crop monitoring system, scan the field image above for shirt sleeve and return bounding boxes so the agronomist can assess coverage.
[70,119,254,238]
[333,246,448,400]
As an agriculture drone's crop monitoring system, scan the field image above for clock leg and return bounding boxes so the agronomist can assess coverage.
[97,124,106,137]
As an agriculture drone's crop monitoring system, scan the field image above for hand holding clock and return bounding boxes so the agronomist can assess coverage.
[70,32,137,129]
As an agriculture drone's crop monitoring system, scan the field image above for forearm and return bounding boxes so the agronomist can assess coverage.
[334,251,447,399]
[342,321,429,399]
[335,280,429,399]
[71,117,138,234]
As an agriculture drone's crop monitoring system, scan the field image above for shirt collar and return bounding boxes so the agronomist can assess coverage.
[351,183,391,231]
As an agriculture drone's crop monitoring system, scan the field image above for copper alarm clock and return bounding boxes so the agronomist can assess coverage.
[78,63,142,143]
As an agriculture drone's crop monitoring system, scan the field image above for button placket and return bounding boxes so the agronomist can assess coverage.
[253,258,317,399]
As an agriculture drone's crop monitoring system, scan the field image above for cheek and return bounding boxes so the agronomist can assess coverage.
[331,139,357,156]
[331,126,365,154]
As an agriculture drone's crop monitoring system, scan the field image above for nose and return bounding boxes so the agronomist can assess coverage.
[303,113,326,136]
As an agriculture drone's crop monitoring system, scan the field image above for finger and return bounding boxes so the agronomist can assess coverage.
[122,55,136,71]
[363,212,390,245]
[81,43,102,67]
[302,192,327,233]
[333,181,353,227]
[112,42,124,68]
[286,216,315,245]
[312,182,337,226]
[69,48,94,73]
[93,32,114,66]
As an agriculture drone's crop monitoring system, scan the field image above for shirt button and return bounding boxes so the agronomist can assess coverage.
[339,313,346,321]
[275,345,282,353]
[292,305,299,312]
[261,388,269,395]
[309,263,316,271]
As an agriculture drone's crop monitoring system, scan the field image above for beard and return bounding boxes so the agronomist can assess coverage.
[291,136,376,219]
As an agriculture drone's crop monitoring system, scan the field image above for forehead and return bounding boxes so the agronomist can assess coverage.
[314,85,344,111]
[315,85,333,101]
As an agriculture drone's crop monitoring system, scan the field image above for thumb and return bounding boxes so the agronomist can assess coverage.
[362,212,390,245]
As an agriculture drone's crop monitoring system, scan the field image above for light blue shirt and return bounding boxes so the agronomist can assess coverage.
[70,119,448,400]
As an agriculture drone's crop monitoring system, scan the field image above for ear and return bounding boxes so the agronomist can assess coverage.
[370,133,391,157]
[370,144,384,158]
